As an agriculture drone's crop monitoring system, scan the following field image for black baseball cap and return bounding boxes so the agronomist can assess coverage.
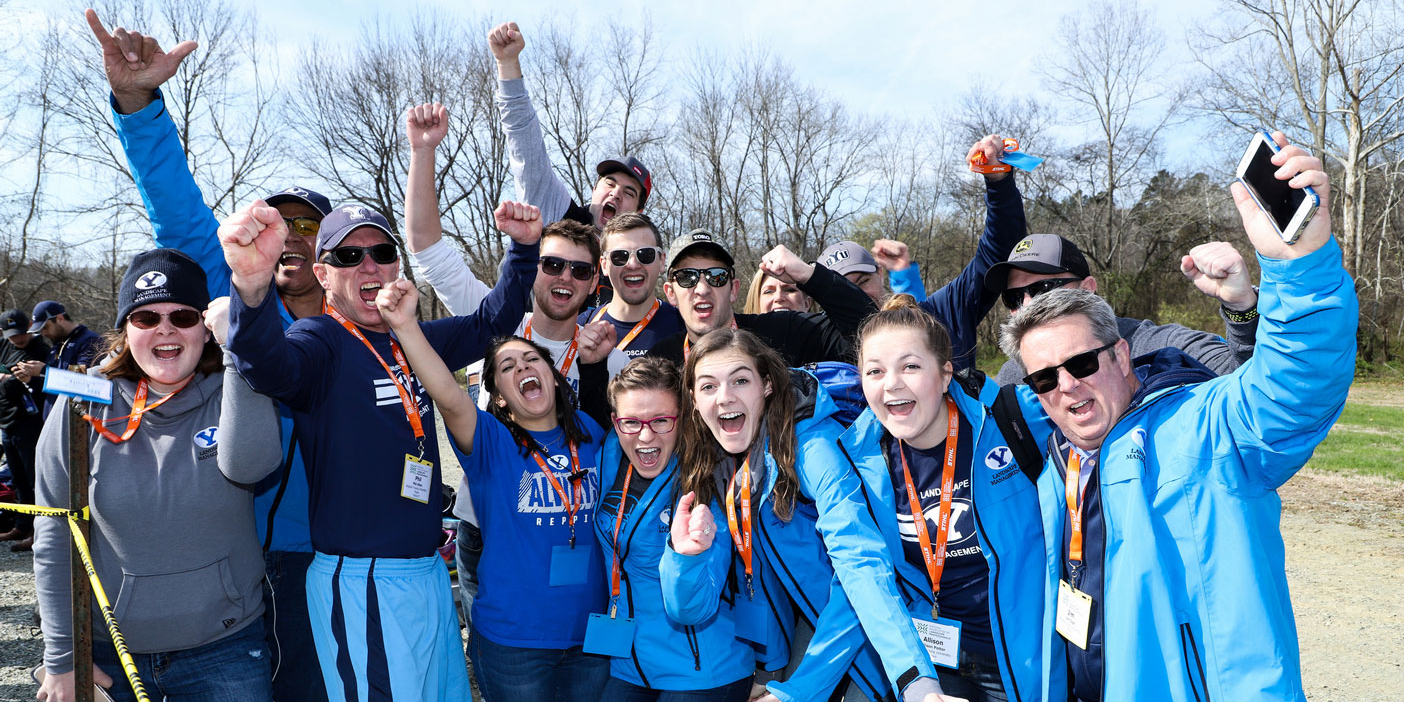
[0,309,28,339]
[984,234,1092,291]
[596,157,652,208]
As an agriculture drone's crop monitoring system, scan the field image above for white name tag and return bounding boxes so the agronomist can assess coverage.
[43,367,113,405]
[401,454,433,503]
[913,617,961,669]
[1056,579,1093,650]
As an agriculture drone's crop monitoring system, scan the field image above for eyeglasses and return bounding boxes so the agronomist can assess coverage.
[539,255,595,281]
[1002,277,1084,311]
[282,217,320,238]
[1022,341,1117,394]
[127,309,203,330]
[606,247,662,267]
[322,243,399,268]
[669,267,733,289]
[613,414,678,435]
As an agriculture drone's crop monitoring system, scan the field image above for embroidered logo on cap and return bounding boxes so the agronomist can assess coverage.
[1013,239,1033,254]
[135,271,168,290]
[285,187,309,197]
[345,206,367,220]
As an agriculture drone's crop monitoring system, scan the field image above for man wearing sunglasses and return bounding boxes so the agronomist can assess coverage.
[85,10,339,699]
[578,213,685,358]
[999,134,1354,702]
[985,233,1260,387]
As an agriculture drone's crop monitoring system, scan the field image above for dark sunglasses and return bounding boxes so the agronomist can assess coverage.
[1002,277,1084,311]
[613,414,678,435]
[282,217,320,237]
[1022,341,1117,394]
[539,255,595,281]
[127,308,203,330]
[322,243,399,268]
[606,247,662,267]
[669,267,733,289]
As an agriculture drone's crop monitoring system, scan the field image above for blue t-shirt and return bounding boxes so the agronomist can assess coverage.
[886,414,995,657]
[457,407,608,649]
[578,301,685,359]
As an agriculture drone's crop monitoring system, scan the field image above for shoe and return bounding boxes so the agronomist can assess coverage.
[0,527,28,542]
[10,536,33,552]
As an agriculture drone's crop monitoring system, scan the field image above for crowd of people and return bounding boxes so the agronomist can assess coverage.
[8,10,1357,702]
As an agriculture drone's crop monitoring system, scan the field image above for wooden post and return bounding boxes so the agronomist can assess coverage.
[68,402,93,702]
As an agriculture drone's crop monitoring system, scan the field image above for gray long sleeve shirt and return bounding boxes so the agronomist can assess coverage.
[497,77,593,227]
[33,354,282,672]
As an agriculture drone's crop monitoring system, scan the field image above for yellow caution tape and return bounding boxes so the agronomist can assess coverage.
[0,502,87,519]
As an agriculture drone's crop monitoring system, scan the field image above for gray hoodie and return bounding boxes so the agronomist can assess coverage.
[32,353,281,673]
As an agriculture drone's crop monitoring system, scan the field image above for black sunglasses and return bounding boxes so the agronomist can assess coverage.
[606,247,662,267]
[669,267,733,289]
[539,255,595,281]
[1022,341,1118,394]
[1002,277,1084,311]
[128,308,203,330]
[322,243,399,268]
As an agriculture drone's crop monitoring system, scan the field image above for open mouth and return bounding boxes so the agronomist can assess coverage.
[635,446,661,468]
[278,252,307,271]
[622,274,646,288]
[693,302,714,319]
[550,286,574,303]
[359,282,382,307]
[519,375,543,401]
[1068,399,1093,419]
[884,399,915,418]
[718,411,745,434]
[153,344,183,360]
[601,203,617,223]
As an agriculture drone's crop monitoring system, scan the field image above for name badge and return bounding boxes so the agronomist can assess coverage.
[913,617,961,669]
[549,543,591,586]
[583,612,636,658]
[1057,579,1094,650]
[401,455,433,503]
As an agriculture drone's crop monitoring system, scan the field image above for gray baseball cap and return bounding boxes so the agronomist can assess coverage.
[983,234,1092,291]
[666,228,735,270]
[819,241,878,276]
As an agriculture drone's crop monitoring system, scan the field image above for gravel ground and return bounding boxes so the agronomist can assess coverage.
[1,448,1399,700]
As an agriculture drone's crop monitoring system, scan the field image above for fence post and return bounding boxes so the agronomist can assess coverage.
[69,402,93,702]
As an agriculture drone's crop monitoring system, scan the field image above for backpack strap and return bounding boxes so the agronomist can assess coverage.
[951,367,986,401]
[991,383,1045,486]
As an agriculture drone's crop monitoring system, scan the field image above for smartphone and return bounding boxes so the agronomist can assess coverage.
[1235,130,1319,244]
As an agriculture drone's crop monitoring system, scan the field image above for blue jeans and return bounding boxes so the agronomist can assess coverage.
[467,632,609,702]
[599,676,753,702]
[262,550,327,701]
[454,522,483,632]
[935,648,1008,702]
[92,619,272,702]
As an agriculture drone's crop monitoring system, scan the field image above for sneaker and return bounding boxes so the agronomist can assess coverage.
[10,536,33,552]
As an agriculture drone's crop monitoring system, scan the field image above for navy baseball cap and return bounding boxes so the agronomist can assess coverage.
[596,157,652,208]
[983,234,1092,291]
[265,186,333,217]
[315,204,395,258]
[0,309,28,339]
[27,301,65,334]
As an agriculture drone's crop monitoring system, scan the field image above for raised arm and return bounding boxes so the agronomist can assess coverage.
[1179,240,1260,372]
[377,280,480,451]
[660,492,732,625]
[490,22,576,224]
[873,239,927,299]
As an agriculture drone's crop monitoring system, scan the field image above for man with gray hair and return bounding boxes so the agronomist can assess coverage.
[1000,133,1355,702]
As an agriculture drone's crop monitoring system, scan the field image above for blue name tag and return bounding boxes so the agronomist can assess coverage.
[733,595,775,646]
[549,544,591,586]
[583,612,635,658]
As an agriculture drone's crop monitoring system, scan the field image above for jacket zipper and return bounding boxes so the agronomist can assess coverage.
[1179,623,1211,702]
[968,485,1022,702]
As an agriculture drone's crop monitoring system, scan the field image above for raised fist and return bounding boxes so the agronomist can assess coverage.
[669,491,716,556]
[218,200,289,301]
[758,244,814,285]
[870,239,912,272]
[1179,242,1257,312]
[494,201,543,245]
[406,102,449,151]
[487,22,525,62]
[374,279,420,331]
[85,8,197,114]
[205,296,231,345]
[966,134,1010,182]
[576,321,618,365]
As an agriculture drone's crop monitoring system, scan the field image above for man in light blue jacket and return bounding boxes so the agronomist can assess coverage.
[999,133,1355,702]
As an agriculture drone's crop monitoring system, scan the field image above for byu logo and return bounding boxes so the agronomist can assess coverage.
[825,249,850,267]
[899,499,976,546]
[135,271,167,290]
[193,427,218,448]
[1130,427,1147,449]
[1013,238,1033,254]
[546,454,570,472]
[985,446,1012,471]
[345,205,367,220]
[285,187,309,197]
[660,508,672,526]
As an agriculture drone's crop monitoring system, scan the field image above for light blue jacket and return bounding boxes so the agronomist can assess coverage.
[110,90,310,553]
[592,436,755,690]
[661,371,939,702]
[836,375,1064,702]
[1035,239,1357,701]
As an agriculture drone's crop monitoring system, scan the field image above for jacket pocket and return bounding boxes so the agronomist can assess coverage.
[1178,622,1211,702]
[112,557,250,652]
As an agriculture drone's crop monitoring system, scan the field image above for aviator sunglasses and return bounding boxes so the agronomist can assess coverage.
[282,217,320,238]
[127,308,203,330]
[322,243,399,268]
[669,267,733,289]
[1022,341,1118,394]
[1002,277,1084,311]
[606,247,663,267]
[539,255,596,281]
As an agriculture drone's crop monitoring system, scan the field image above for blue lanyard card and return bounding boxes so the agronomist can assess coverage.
[549,543,592,586]
[583,612,636,658]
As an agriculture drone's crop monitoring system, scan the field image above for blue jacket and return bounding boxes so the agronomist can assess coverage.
[836,375,1064,702]
[887,264,927,299]
[661,371,938,702]
[1035,239,1357,702]
[111,90,309,553]
[592,436,755,690]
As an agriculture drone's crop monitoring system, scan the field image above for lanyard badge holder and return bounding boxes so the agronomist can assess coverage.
[584,462,638,658]
[1056,450,1094,650]
[969,137,1045,175]
[899,397,963,668]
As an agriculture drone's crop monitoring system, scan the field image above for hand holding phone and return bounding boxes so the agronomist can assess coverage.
[1230,130,1332,259]
[1235,130,1319,244]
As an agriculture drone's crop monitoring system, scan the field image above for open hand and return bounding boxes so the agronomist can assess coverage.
[85,8,197,114]
[669,491,716,556]
[494,201,542,245]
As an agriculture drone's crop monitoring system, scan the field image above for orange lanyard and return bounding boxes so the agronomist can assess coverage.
[896,396,959,620]
[524,322,579,376]
[532,442,585,547]
[327,307,425,451]
[279,295,328,319]
[725,454,755,599]
[592,299,660,351]
[607,462,634,617]
[683,318,738,360]
[84,378,187,444]
[1065,450,1086,564]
